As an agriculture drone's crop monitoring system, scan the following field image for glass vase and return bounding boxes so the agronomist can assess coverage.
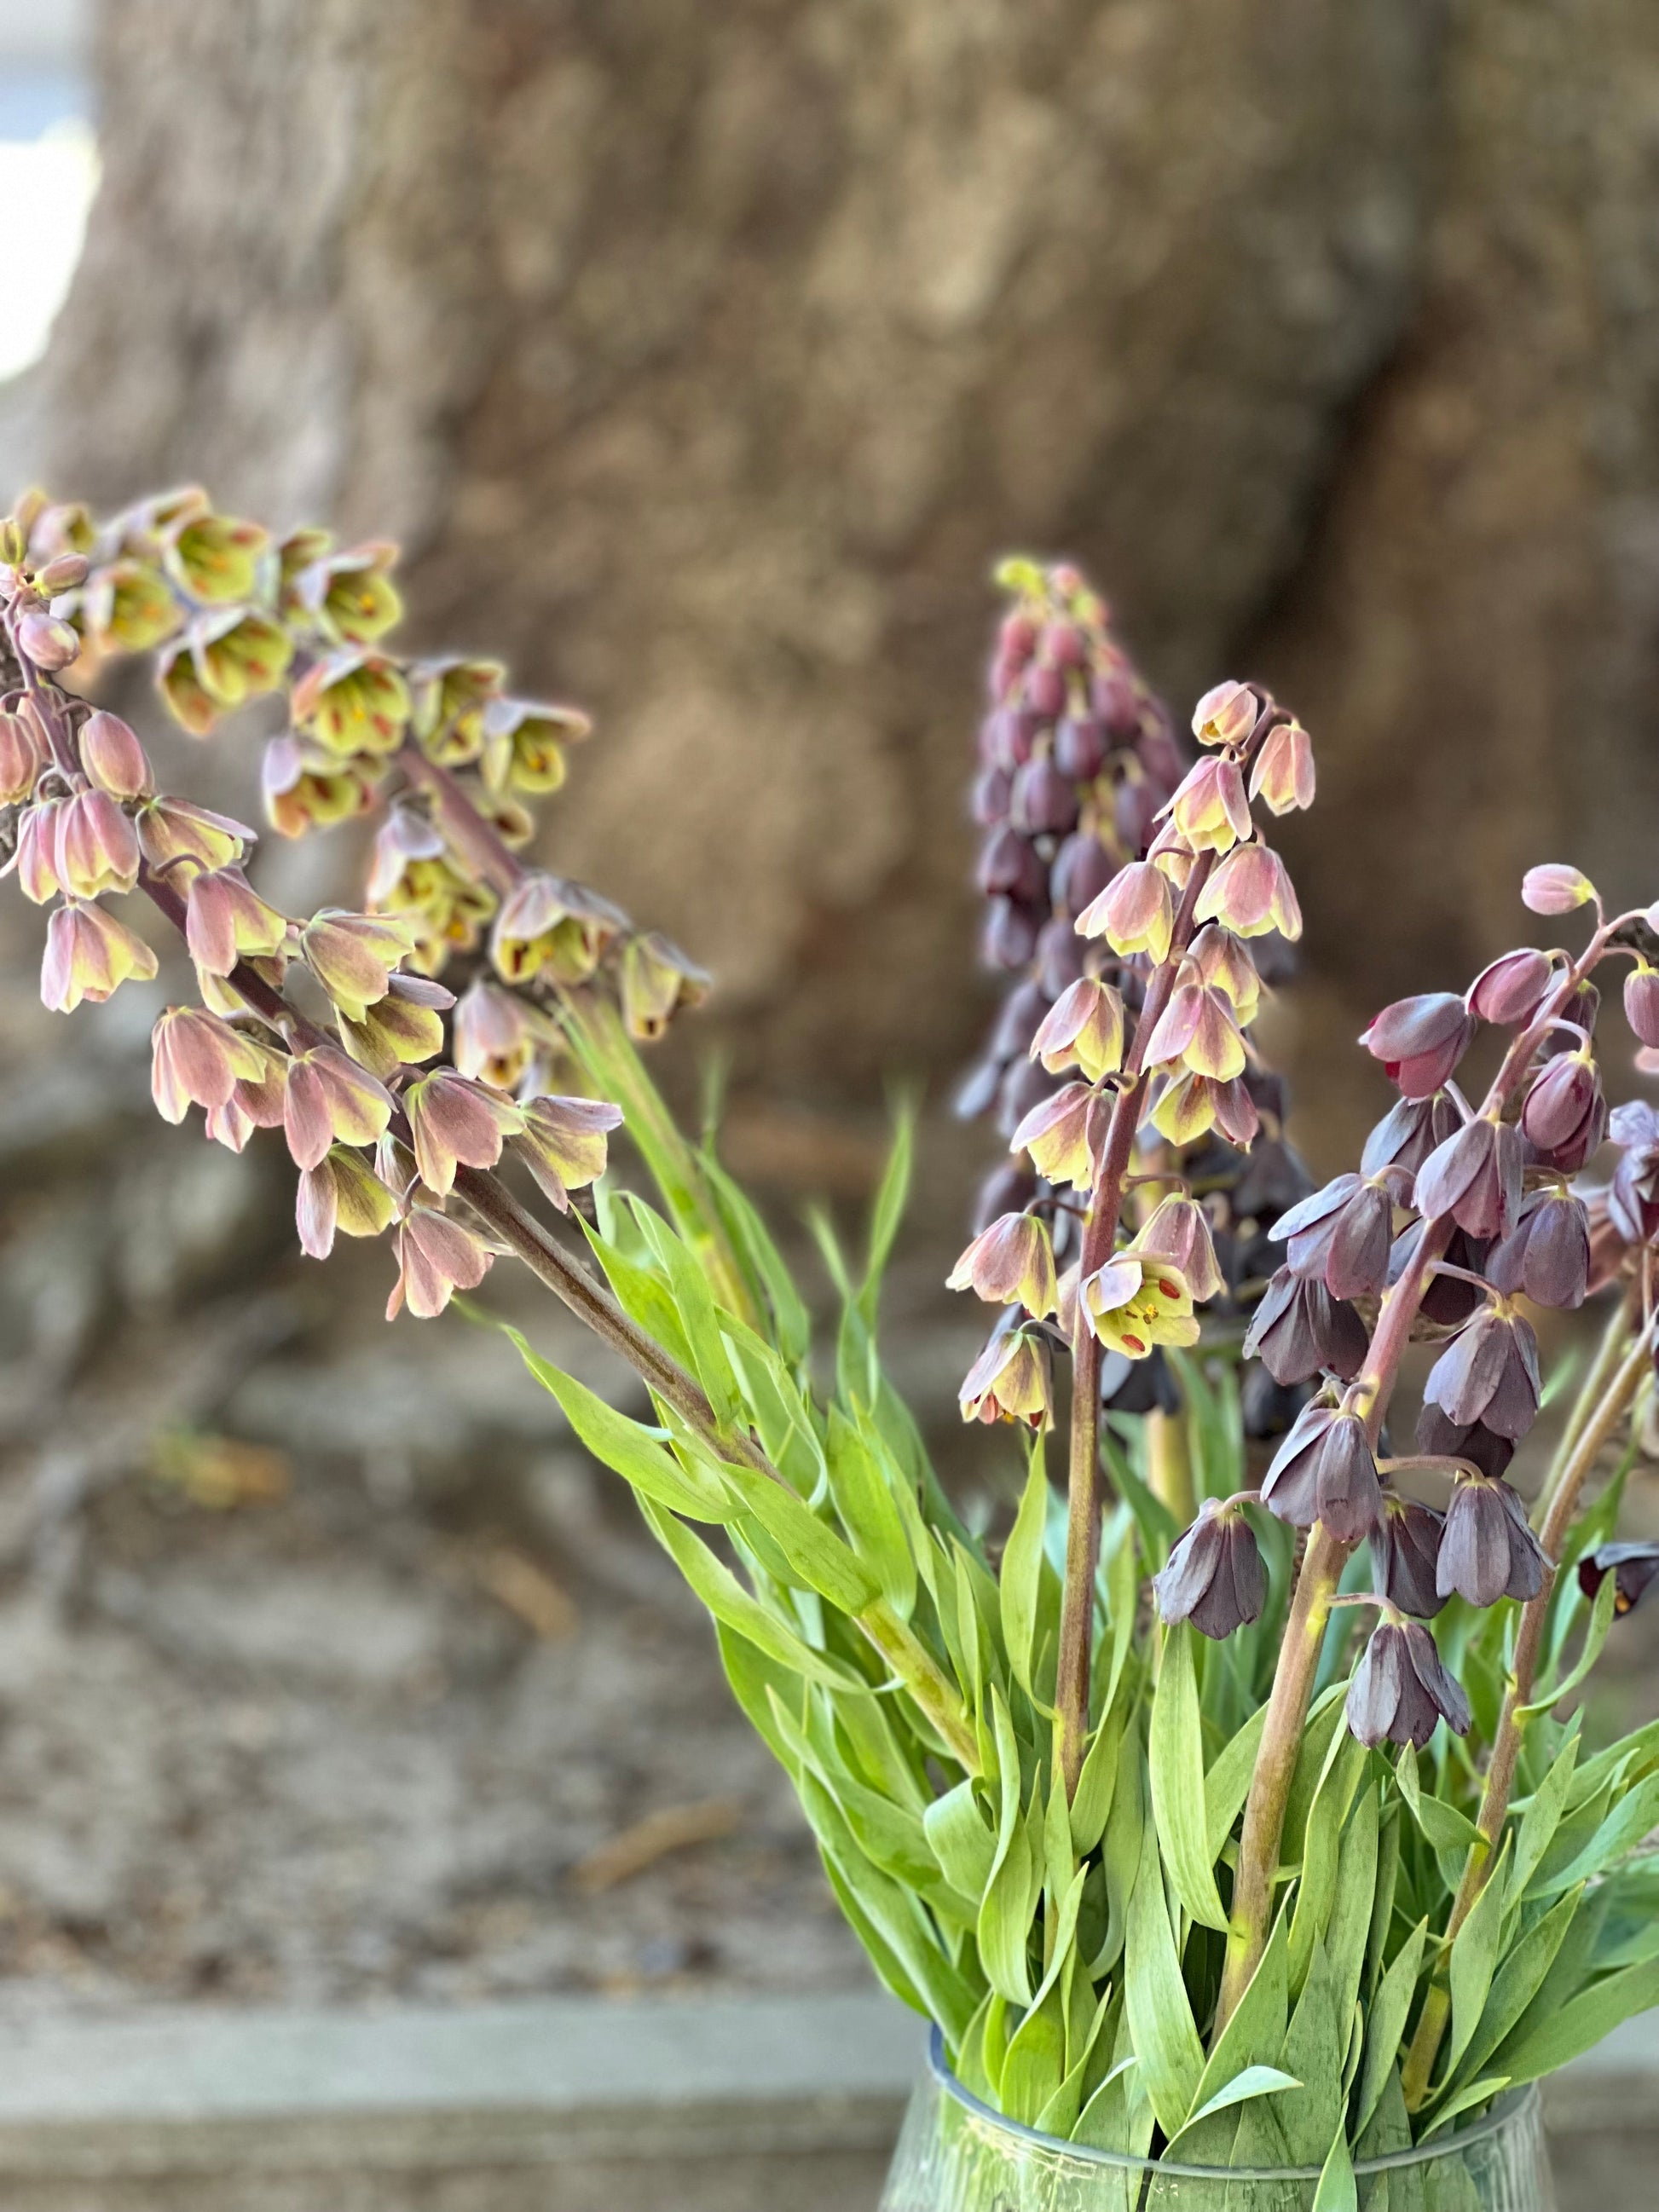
[880,2033,1556,2212]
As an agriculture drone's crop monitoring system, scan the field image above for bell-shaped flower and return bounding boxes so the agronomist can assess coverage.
[338,973,454,1078]
[204,1048,288,1153]
[1421,1301,1540,1441]
[296,1146,399,1260]
[51,787,140,898]
[1390,1218,1492,1328]
[1486,1189,1589,1309]
[1361,992,1475,1099]
[15,609,80,671]
[1521,863,1594,915]
[78,709,152,800]
[1248,719,1315,814]
[14,800,65,904]
[159,506,266,604]
[1371,1493,1447,1619]
[1361,1092,1459,1177]
[151,1005,269,1121]
[1243,1267,1368,1384]
[1347,1620,1471,1748]
[452,979,534,1089]
[299,909,419,1021]
[1153,1499,1265,1638]
[1143,979,1246,1081]
[1416,1404,1515,1481]
[1261,1406,1382,1541]
[513,1094,623,1210]
[156,636,223,736]
[408,655,505,760]
[1148,1070,1259,1149]
[1609,1099,1659,1244]
[1520,1050,1604,1173]
[282,1047,395,1171]
[0,709,41,805]
[1468,947,1552,1026]
[1131,1195,1223,1302]
[1165,754,1251,854]
[41,898,158,1013]
[188,606,294,710]
[491,871,625,988]
[478,696,592,795]
[1271,1171,1396,1300]
[1030,977,1124,1083]
[1075,860,1173,962]
[286,540,403,645]
[1413,1114,1521,1240]
[135,794,252,873]
[1579,1542,1659,1618]
[402,1069,524,1197]
[619,933,711,1041]
[291,647,412,756]
[947,1210,1058,1319]
[1009,1081,1104,1191]
[1009,757,1080,837]
[82,557,182,652]
[387,1206,493,1321]
[1079,1254,1199,1360]
[1625,963,1659,1049]
[960,1325,1052,1429]
[185,866,291,978]
[1188,925,1261,1022]
[1436,1472,1546,1608]
[263,734,383,838]
[1192,842,1302,941]
[1190,679,1258,749]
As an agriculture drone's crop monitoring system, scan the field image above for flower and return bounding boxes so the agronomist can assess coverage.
[1142,980,1246,1081]
[204,1052,287,1152]
[1131,1195,1223,1302]
[78,710,152,800]
[1260,1406,1383,1540]
[14,801,64,904]
[1413,1114,1521,1239]
[1360,993,1476,1098]
[1371,1494,1448,1619]
[40,898,158,1012]
[491,872,626,987]
[1421,1302,1540,1441]
[947,1211,1058,1318]
[337,973,454,1077]
[1188,925,1261,1021]
[299,910,419,1021]
[1347,1620,1471,1748]
[387,1207,493,1320]
[0,710,39,805]
[513,1094,623,1210]
[15,609,80,671]
[1578,1543,1659,1617]
[1148,1071,1260,1148]
[1469,947,1552,1026]
[135,794,252,872]
[188,606,293,708]
[408,655,506,760]
[959,1326,1052,1429]
[296,1146,398,1259]
[1165,754,1251,853]
[1243,1268,1368,1385]
[81,557,182,651]
[1249,719,1315,814]
[287,541,403,644]
[1436,1474,1546,1608]
[1079,1255,1199,1360]
[1625,964,1659,1049]
[1389,1219,1492,1327]
[1270,1171,1395,1300]
[1076,861,1173,962]
[619,933,711,1041]
[155,637,222,734]
[1415,1404,1515,1481]
[1608,1100,1659,1242]
[1486,1190,1589,1308]
[1190,679,1258,749]
[1519,1051,1604,1172]
[1030,977,1124,1083]
[1361,1093,1459,1177]
[1521,863,1595,915]
[184,867,290,978]
[263,734,384,837]
[1153,1500,1266,1638]
[477,696,592,795]
[151,1005,269,1121]
[1009,757,1080,837]
[1009,1081,1106,1191]
[291,648,411,755]
[282,1048,395,1170]
[159,507,266,603]
[402,1069,525,1196]
[1191,843,1302,940]
[53,788,140,898]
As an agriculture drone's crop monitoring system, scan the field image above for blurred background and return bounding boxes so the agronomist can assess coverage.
[0,0,1656,2024]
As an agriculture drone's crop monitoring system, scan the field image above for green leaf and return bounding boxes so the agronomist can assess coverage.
[1312,2125,1357,2212]
[978,1694,1038,2004]
[999,1438,1053,1702]
[1187,1909,1289,2122]
[1520,1568,1617,1719]
[631,1199,746,1435]
[698,1152,812,1364]
[1453,1885,1581,2092]
[1166,2066,1304,2151]
[1327,1782,1380,2032]
[1280,1686,1348,1874]
[1095,1724,1143,1978]
[924,1780,996,1903]
[1494,1954,1659,2084]
[1507,1725,1581,1907]
[578,1221,696,1375]
[718,1455,879,1615]
[1356,1919,1427,2136]
[1289,1733,1367,1994]
[720,1320,826,1498]
[858,1103,914,1327]
[1124,1809,1205,2137]
[1205,1705,1268,1863]
[1002,1865,1090,2122]
[823,1408,916,1618]
[1149,1623,1230,1932]
[503,1331,736,1521]
[1275,1934,1345,2164]
[1533,1769,1659,1897]
[1421,2076,1512,2141]
[1396,1744,1485,1852]
[1069,1702,1123,1859]
[636,1497,853,1688]
[1443,1839,1510,2082]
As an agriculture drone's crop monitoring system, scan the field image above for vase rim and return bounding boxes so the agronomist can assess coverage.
[925,2027,1537,2180]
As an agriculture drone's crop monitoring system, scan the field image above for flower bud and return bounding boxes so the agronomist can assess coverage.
[1413,1114,1521,1239]
[1271,1171,1395,1300]
[1486,1189,1589,1309]
[0,711,41,804]
[1153,1499,1265,1638]
[977,824,1045,902]
[1009,757,1080,837]
[1521,863,1595,915]
[1080,1255,1199,1360]
[1030,977,1124,1083]
[1468,947,1552,1026]
[1243,1268,1368,1385]
[1052,715,1106,780]
[1131,1195,1223,1302]
[15,609,80,671]
[1521,1049,1604,1173]
[1248,719,1315,814]
[387,1207,493,1321]
[1579,1542,1659,1618]
[34,552,89,592]
[1009,1081,1106,1191]
[14,800,61,904]
[1422,1302,1540,1441]
[1626,964,1659,1049]
[296,1146,399,1260]
[403,1069,525,1196]
[185,867,291,977]
[53,788,141,898]
[620,933,710,1041]
[512,1094,623,1210]
[1347,1620,1470,1748]
[282,1048,395,1170]
[1077,859,1173,962]
[947,1210,1058,1319]
[1166,754,1252,854]
[1360,993,1475,1098]
[1142,980,1246,1081]
[41,898,159,1012]
[1371,1494,1447,1620]
[1190,680,1258,749]
[78,710,152,800]
[1436,1473,1546,1608]
[960,1326,1051,1429]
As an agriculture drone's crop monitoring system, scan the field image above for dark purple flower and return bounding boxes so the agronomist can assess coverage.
[978,825,1049,904]
[1415,1404,1515,1481]
[1049,831,1114,920]
[1371,1493,1448,1619]
[1360,994,1476,1100]
[1579,1542,1659,1617]
[1100,1345,1180,1416]
[1414,1115,1522,1240]
[1362,1093,1460,1178]
[1053,715,1107,780]
[1436,1475,1547,1607]
[1422,1305,1541,1441]
[1271,1171,1396,1300]
[1520,1053,1604,1173]
[1240,1364,1311,1441]
[1347,1620,1471,1747]
[1233,1139,1316,1222]
[983,897,1042,970]
[1153,1500,1267,1639]
[1468,947,1554,1026]
[1243,1269,1368,1385]
[1390,1221,1492,1328]
[1486,1190,1589,1309]
[1010,757,1081,837]
[1262,1406,1383,1540]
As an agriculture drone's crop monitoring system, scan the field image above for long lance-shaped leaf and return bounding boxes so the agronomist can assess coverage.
[1149,1621,1229,1932]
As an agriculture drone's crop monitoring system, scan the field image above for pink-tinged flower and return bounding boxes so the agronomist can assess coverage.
[491,872,626,988]
[80,555,182,652]
[1147,823,1198,892]
[1075,860,1173,962]
[15,609,80,671]
[338,973,454,1078]
[155,636,223,736]
[1080,1254,1199,1360]
[291,648,411,756]
[53,788,141,898]
[1190,680,1258,749]
[513,1094,623,1210]
[1243,1268,1368,1384]
[1248,719,1315,815]
[1192,843,1302,940]
[365,806,448,904]
[1148,1071,1259,1149]
[41,898,159,1012]
[1361,1091,1460,1176]
[1609,1099,1659,1244]
[1360,992,1475,1099]
[184,867,290,978]
[1165,754,1251,854]
[296,1146,398,1259]
[151,1005,269,1121]
[1188,925,1261,1021]
[1009,1081,1107,1191]
[299,909,419,1021]
[282,1047,395,1170]
[0,709,41,804]
[387,1207,492,1320]
[1030,977,1124,1083]
[453,979,534,1089]
[1468,947,1553,1026]
[1131,1195,1223,1302]
[1519,1050,1604,1173]
[960,1326,1051,1429]
[1422,1302,1540,1441]
[1521,863,1595,915]
[1414,1114,1521,1239]
[14,800,65,904]
[263,733,383,838]
[204,1049,288,1152]
[478,696,592,795]
[1626,964,1659,1049]
[619,933,711,1042]
[1271,1171,1396,1300]
[135,794,253,873]
[1142,980,1246,1081]
[187,606,294,710]
[402,1069,525,1197]
[408,654,506,764]
[77,709,152,800]
[947,1210,1058,1318]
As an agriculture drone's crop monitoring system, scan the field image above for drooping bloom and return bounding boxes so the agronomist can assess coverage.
[1520,863,1594,915]
[135,794,252,874]
[1625,964,1659,1050]
[299,909,419,1021]
[1360,993,1476,1099]
[1142,980,1246,1082]
[1579,1542,1659,1617]
[402,1069,525,1197]
[203,1050,288,1153]
[1165,754,1252,854]
[1413,1115,1521,1240]
[1260,1406,1383,1541]
[1468,947,1552,1026]
[452,979,535,1089]
[491,871,625,987]
[387,1208,493,1320]
[1029,977,1124,1083]
[1153,1500,1266,1638]
[1608,1100,1659,1243]
[282,1048,395,1170]
[184,867,290,977]
[291,647,412,755]
[1191,842,1302,941]
[1079,1255,1199,1360]
[1270,1172,1396,1300]
[1486,1189,1589,1308]
[41,898,159,1012]
[0,710,40,805]
[1243,1268,1368,1384]
[262,733,383,837]
[1371,1493,1448,1619]
[1519,1051,1604,1173]
[1075,860,1173,962]
[1421,1302,1540,1441]
[1188,924,1261,1021]
[1249,719,1315,814]
[946,1211,1058,1318]
[337,973,454,1077]
[296,1146,399,1259]
[286,540,404,644]
[1190,679,1258,749]
[159,506,267,603]
[1436,1474,1546,1608]
[1148,1071,1260,1149]
[1361,1092,1459,1178]
[1415,1404,1515,1481]
[1347,1620,1471,1748]
[513,1094,623,1210]
[618,933,711,1041]
[959,1326,1052,1429]
[53,787,141,898]
[150,1005,269,1121]
[1009,1082,1106,1191]
[1131,1195,1223,1303]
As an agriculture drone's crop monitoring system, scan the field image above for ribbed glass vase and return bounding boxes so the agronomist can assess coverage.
[880,2035,1556,2212]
